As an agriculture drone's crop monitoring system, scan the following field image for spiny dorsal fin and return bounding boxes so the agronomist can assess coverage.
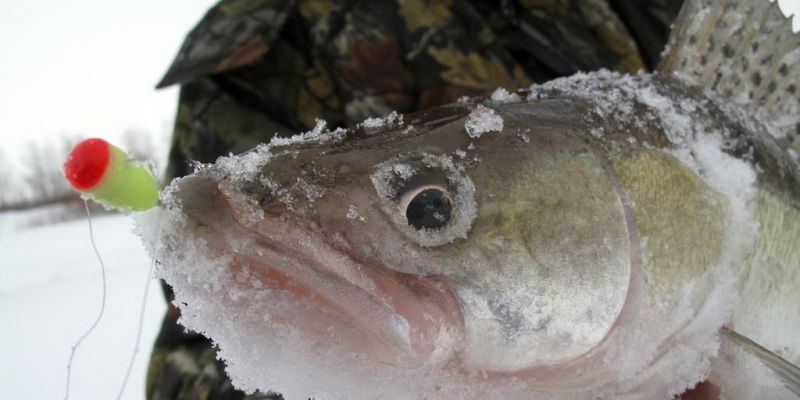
[658,0,800,153]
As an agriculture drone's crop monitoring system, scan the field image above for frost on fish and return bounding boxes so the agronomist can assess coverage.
[360,111,404,133]
[131,59,800,398]
[134,72,772,399]
[490,87,522,103]
[346,205,365,222]
[464,104,503,138]
[134,65,796,399]
[526,29,800,397]
[135,0,800,397]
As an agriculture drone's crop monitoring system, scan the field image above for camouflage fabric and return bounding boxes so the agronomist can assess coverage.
[150,0,683,399]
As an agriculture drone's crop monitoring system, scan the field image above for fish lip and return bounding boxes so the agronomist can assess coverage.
[177,174,465,367]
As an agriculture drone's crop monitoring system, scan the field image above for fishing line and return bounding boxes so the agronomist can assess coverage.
[62,138,162,398]
[64,200,108,400]
[115,159,163,399]
[116,220,161,400]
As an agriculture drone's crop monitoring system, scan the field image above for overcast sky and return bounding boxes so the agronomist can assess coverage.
[0,0,217,167]
[1,0,799,171]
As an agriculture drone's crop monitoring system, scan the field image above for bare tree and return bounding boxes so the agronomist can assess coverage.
[122,129,158,171]
[20,138,73,201]
[0,149,12,206]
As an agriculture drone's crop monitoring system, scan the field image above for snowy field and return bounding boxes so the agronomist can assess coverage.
[0,211,166,399]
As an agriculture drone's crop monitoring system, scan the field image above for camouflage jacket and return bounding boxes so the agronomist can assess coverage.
[149,0,683,399]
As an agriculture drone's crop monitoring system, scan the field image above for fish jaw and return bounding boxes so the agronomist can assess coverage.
[171,173,466,367]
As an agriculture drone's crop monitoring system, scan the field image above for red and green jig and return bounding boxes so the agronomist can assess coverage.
[63,138,158,211]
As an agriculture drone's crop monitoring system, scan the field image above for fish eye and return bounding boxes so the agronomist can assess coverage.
[401,185,452,230]
[371,153,476,247]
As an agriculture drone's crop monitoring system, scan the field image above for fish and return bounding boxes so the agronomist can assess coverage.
[136,0,800,398]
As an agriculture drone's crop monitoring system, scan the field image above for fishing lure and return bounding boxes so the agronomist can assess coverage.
[61,137,159,400]
[63,138,158,211]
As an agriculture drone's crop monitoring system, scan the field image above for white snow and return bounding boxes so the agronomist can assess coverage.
[711,335,798,399]
[391,163,416,180]
[209,119,346,186]
[490,87,521,103]
[464,105,504,138]
[346,205,365,222]
[361,116,385,129]
[361,111,404,131]
[201,119,349,221]
[0,211,165,400]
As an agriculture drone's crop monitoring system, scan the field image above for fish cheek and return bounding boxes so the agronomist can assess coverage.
[435,146,633,370]
[471,152,627,263]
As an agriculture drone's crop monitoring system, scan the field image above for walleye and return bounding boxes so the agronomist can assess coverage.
[137,0,800,398]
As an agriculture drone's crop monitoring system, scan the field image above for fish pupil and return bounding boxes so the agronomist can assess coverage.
[406,188,452,230]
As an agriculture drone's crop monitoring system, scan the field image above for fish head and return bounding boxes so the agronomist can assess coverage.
[166,98,639,377]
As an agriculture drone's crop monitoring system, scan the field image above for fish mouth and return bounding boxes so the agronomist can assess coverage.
[173,174,465,367]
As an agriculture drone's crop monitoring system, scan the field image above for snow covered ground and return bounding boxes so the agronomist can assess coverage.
[0,211,166,399]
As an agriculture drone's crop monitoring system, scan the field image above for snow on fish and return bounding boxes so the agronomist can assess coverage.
[135,0,800,398]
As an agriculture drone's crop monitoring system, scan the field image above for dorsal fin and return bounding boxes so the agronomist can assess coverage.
[658,0,800,152]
